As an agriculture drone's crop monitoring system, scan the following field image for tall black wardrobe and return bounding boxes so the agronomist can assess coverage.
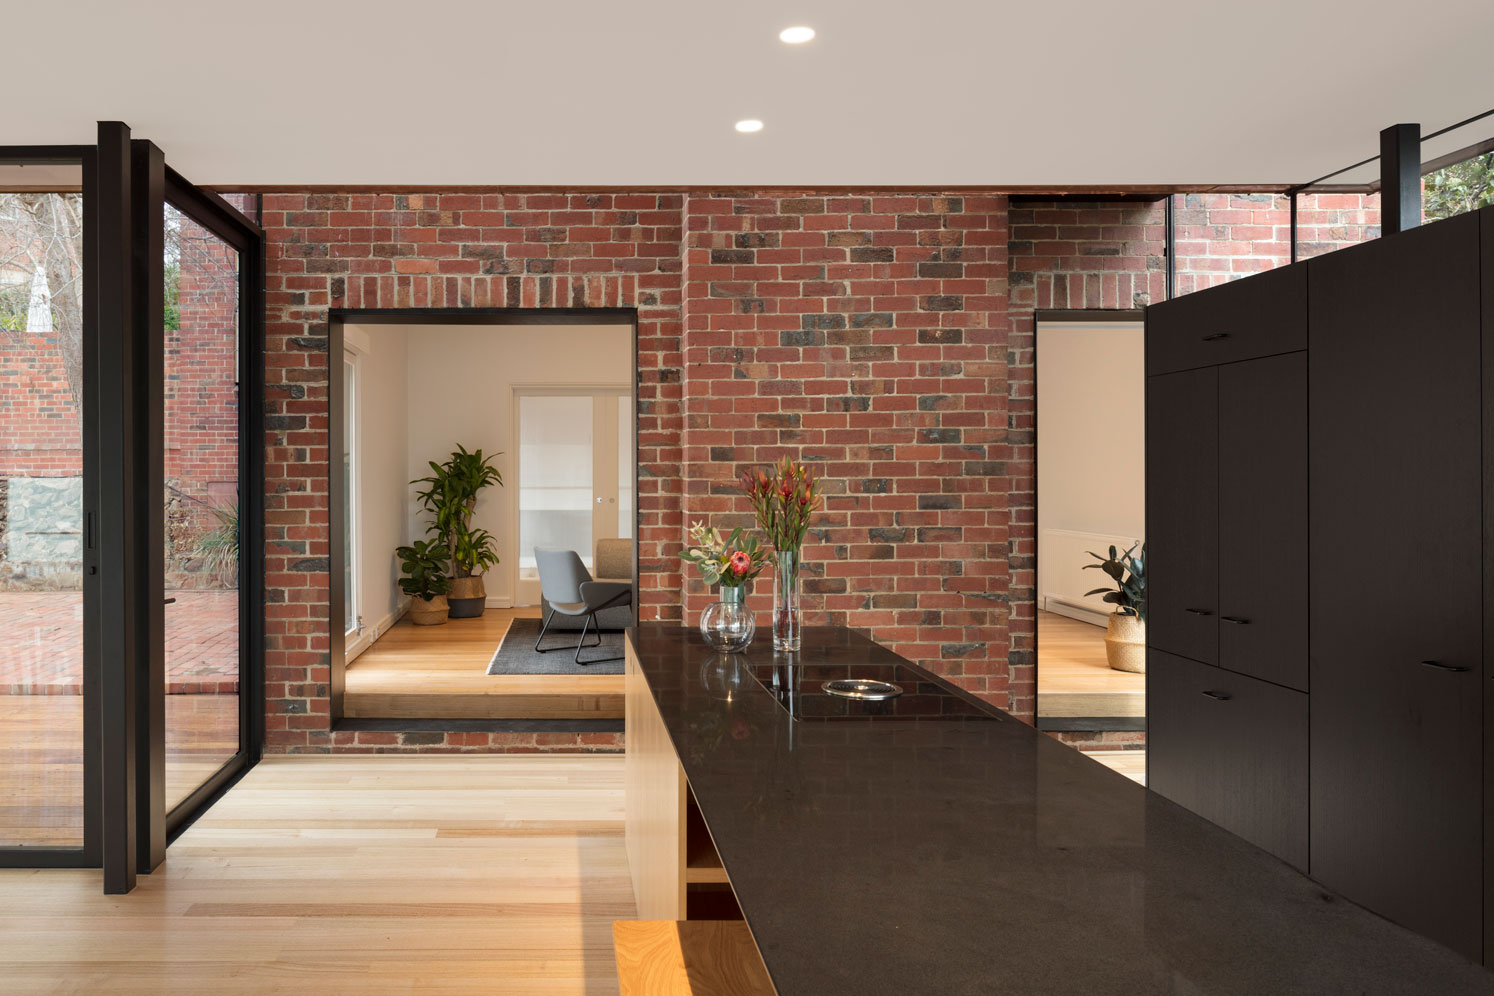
[1144,206,1493,964]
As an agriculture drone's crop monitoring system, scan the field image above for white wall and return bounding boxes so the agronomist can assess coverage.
[366,322,633,608]
[1036,320,1145,625]
[347,324,410,656]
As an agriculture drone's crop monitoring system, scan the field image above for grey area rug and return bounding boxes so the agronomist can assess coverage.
[486,617,626,676]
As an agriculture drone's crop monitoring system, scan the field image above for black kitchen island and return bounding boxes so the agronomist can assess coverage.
[623,623,1493,995]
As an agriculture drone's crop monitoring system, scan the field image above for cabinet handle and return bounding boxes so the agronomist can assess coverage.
[1420,660,1470,673]
[1201,690,1232,701]
[1220,616,1250,625]
[1185,608,1213,617]
[1201,332,1231,342]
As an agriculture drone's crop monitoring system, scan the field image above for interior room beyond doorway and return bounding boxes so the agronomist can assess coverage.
[336,315,635,723]
[1035,314,1146,756]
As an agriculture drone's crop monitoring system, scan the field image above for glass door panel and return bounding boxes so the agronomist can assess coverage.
[618,394,634,539]
[518,394,595,579]
[0,189,86,848]
[162,202,240,812]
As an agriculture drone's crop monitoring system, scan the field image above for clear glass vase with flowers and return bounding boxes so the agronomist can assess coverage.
[679,522,770,652]
[742,458,824,652]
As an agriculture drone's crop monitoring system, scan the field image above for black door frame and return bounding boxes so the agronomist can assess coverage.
[325,307,638,723]
[0,127,265,890]
[157,166,266,846]
[0,144,101,869]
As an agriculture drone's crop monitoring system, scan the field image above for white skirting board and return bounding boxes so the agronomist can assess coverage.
[345,604,407,665]
[1038,527,1142,627]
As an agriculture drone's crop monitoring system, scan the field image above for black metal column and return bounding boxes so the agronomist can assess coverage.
[130,139,166,873]
[1380,123,1422,235]
[94,121,139,894]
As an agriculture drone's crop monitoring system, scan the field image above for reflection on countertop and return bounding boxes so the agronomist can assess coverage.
[627,623,1492,996]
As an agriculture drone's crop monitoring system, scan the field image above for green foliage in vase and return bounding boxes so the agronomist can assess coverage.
[1083,542,1146,622]
[412,444,503,578]
[679,521,770,588]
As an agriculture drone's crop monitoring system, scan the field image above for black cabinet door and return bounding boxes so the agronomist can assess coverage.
[1145,368,1218,665]
[1483,205,1494,966]
[1309,212,1483,961]
[1148,648,1308,869]
[1218,353,1307,691]
[1147,264,1307,375]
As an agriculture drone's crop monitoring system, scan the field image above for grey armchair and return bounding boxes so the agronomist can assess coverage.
[532,548,633,665]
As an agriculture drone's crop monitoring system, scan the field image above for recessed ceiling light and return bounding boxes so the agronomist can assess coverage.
[735,119,764,134]
[779,25,815,44]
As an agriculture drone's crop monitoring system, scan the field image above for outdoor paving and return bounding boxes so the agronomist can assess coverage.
[0,590,239,694]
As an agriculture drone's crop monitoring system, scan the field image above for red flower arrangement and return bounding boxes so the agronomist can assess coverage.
[741,457,823,552]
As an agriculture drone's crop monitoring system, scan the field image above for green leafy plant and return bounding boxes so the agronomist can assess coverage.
[396,538,451,601]
[1083,542,1146,621]
[679,521,771,588]
[197,500,239,581]
[412,444,503,578]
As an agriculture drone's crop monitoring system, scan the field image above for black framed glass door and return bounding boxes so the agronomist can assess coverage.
[159,168,263,840]
[0,146,99,866]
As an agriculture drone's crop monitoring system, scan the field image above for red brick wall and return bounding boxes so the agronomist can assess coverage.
[0,330,79,477]
[168,212,242,587]
[260,192,684,753]
[681,193,1022,708]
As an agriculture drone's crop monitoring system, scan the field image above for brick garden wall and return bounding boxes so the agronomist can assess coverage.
[168,212,243,587]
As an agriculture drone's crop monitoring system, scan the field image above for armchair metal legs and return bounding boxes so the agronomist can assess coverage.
[532,606,622,665]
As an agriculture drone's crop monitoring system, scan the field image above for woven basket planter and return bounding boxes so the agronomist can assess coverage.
[447,576,487,618]
[409,594,450,626]
[1105,614,1146,673]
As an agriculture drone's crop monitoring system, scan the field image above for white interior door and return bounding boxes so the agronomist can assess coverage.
[514,386,633,605]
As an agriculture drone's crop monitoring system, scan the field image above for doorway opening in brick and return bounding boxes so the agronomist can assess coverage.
[326,308,637,740]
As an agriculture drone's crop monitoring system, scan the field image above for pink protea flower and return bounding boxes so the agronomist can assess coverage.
[729,550,751,575]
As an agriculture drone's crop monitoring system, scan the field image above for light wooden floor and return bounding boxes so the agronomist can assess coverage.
[0,754,635,995]
[1036,611,1146,718]
[1086,750,1147,786]
[346,608,625,720]
[0,693,240,847]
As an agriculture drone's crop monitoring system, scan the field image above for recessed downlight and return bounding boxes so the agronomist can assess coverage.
[735,119,764,134]
[779,25,815,44]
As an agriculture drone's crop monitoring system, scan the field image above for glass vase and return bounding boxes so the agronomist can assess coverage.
[699,584,755,653]
[772,548,801,652]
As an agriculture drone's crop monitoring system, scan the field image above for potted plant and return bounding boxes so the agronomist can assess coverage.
[1083,542,1146,672]
[397,538,452,626]
[412,445,502,618]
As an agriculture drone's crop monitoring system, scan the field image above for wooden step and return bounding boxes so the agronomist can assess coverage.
[344,610,624,719]
[613,920,775,996]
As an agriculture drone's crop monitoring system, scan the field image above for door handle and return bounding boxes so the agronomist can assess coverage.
[1201,690,1231,701]
[1220,616,1250,625]
[1184,608,1213,617]
[1420,660,1470,673]
[1201,332,1231,342]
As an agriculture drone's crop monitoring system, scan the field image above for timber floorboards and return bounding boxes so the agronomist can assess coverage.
[0,754,634,995]
[1036,610,1145,719]
[345,608,625,721]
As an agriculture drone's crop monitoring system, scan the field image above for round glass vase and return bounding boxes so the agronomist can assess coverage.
[772,547,802,653]
[699,585,756,653]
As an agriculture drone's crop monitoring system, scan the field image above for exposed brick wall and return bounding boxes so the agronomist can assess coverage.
[1294,191,1382,260]
[680,193,1023,708]
[260,192,684,753]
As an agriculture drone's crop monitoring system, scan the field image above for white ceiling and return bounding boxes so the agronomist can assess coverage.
[4,0,1493,188]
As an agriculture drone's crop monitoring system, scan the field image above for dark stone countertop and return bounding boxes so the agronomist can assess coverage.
[626,623,1494,996]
